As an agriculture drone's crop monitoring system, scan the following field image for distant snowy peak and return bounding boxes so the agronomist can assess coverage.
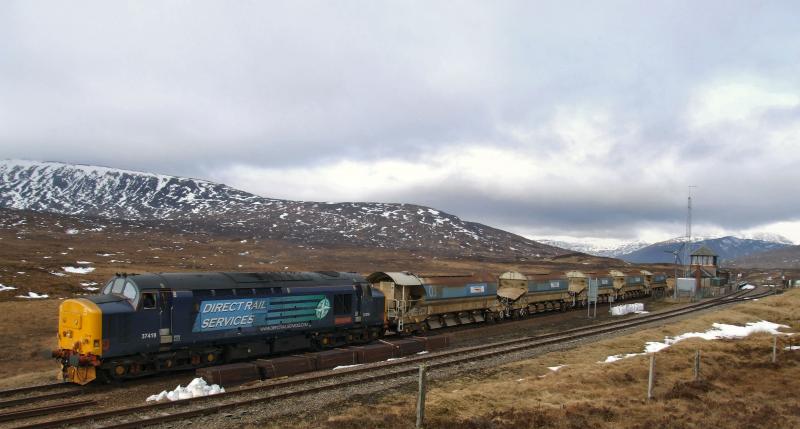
[538,239,650,258]
[0,159,564,258]
[660,233,793,246]
[539,232,793,260]
[738,232,794,245]
[619,235,793,264]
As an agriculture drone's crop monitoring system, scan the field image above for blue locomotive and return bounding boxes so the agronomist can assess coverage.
[53,271,385,384]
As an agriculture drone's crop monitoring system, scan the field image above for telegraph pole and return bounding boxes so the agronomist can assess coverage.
[684,186,697,277]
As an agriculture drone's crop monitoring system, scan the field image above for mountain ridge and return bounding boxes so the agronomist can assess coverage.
[0,159,566,259]
[618,235,792,264]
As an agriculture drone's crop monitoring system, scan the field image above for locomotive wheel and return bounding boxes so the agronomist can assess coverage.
[114,364,126,377]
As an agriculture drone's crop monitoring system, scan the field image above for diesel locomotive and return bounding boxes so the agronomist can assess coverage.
[53,271,385,384]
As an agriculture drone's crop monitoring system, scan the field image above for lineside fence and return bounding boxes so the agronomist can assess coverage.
[645,335,794,400]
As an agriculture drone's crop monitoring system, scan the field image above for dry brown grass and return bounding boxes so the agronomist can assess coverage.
[258,290,800,429]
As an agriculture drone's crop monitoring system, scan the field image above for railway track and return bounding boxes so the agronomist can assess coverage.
[0,384,80,402]
[0,383,85,412]
[7,288,773,429]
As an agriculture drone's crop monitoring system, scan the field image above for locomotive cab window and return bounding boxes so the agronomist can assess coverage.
[122,280,140,307]
[110,277,126,294]
[141,292,157,309]
[333,294,352,315]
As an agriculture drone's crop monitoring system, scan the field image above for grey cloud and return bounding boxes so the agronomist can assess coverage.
[2,1,800,239]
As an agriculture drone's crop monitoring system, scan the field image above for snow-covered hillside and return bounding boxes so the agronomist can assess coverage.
[538,238,650,258]
[0,160,564,259]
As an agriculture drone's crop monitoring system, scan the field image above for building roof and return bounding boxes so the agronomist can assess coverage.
[691,245,717,257]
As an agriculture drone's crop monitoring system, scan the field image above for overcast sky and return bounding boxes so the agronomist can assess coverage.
[2,1,799,244]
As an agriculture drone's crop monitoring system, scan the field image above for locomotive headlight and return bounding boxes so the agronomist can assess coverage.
[64,330,72,338]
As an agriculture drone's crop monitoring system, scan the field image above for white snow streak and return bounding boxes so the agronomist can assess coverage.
[602,321,791,363]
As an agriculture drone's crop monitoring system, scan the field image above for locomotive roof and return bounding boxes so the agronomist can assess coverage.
[126,271,365,290]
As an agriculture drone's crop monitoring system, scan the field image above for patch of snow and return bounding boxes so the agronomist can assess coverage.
[416,351,429,355]
[80,281,99,287]
[76,261,93,265]
[0,284,18,292]
[547,365,566,372]
[333,364,362,370]
[17,292,48,299]
[65,229,79,235]
[50,272,67,277]
[741,284,756,290]
[63,266,95,274]
[146,378,224,402]
[611,303,644,316]
[785,346,800,351]
[602,320,791,363]
[83,287,99,291]
[97,253,115,257]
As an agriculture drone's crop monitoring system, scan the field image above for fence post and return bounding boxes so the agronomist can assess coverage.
[694,350,700,381]
[416,364,427,428]
[647,355,655,400]
[772,336,777,363]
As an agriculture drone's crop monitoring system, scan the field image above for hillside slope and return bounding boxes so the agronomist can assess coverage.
[730,245,800,269]
[0,160,565,259]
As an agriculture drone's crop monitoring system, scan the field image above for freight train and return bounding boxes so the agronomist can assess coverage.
[54,269,668,384]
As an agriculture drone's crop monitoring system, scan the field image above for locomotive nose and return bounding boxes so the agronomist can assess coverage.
[56,298,103,357]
